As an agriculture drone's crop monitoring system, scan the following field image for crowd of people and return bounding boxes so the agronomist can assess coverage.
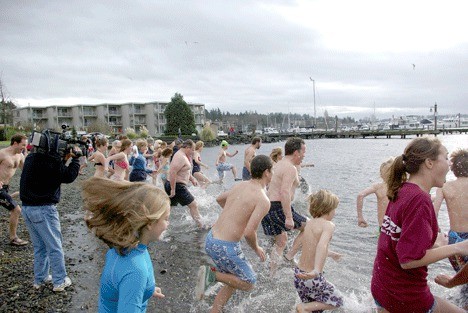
[2,132,467,312]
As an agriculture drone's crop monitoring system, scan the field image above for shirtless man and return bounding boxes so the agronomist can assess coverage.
[434,148,468,274]
[0,134,28,246]
[195,155,273,312]
[261,137,307,270]
[164,139,203,228]
[242,137,261,180]
[356,157,393,228]
[215,140,241,182]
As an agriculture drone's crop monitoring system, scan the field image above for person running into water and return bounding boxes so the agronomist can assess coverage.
[294,189,343,313]
[129,139,156,182]
[356,157,393,228]
[157,147,173,185]
[164,139,204,228]
[261,137,308,272]
[106,139,132,181]
[215,140,241,182]
[192,141,211,187]
[195,155,273,312]
[270,146,311,193]
[371,137,468,313]
[270,147,283,163]
[242,137,261,180]
[87,137,108,178]
[82,177,169,312]
[0,134,28,246]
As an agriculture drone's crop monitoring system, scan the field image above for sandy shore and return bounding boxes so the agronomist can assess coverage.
[0,165,199,313]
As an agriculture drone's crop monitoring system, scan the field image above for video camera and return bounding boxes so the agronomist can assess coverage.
[30,124,88,160]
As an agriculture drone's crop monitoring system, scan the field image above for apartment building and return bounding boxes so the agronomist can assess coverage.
[13,101,205,135]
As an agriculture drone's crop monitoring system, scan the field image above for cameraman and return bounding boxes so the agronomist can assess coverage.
[20,142,80,292]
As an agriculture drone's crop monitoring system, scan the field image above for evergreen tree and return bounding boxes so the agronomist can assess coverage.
[164,93,196,135]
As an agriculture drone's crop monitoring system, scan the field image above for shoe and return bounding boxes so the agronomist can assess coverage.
[33,275,52,289]
[53,276,72,292]
[10,237,28,246]
[195,265,216,300]
[234,178,242,181]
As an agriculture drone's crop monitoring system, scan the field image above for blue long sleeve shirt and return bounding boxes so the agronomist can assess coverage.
[99,244,156,313]
[129,153,152,173]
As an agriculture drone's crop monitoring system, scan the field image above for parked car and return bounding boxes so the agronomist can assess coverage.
[217,130,228,137]
[86,132,110,139]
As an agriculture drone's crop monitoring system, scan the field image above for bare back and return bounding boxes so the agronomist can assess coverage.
[441,178,468,232]
[0,147,25,184]
[212,181,270,242]
[170,149,192,184]
[244,145,256,168]
[267,158,299,202]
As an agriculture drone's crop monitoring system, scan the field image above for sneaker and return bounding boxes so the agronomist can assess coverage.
[33,275,52,289]
[53,276,72,292]
[195,265,216,300]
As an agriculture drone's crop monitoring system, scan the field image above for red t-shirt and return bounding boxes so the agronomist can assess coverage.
[371,182,438,313]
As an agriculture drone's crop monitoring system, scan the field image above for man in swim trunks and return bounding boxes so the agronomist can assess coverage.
[242,137,261,181]
[261,137,308,272]
[195,155,273,312]
[215,140,241,182]
[0,134,28,246]
[164,139,204,228]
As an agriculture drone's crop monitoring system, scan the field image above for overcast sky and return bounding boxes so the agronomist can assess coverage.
[1,0,467,118]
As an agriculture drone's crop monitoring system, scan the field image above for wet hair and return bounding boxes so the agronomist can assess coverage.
[251,137,261,145]
[195,140,204,150]
[82,177,170,255]
[450,148,468,177]
[386,137,443,202]
[379,157,394,181]
[119,139,132,152]
[10,133,27,146]
[135,139,148,151]
[161,148,173,158]
[270,147,283,163]
[307,189,339,218]
[250,155,273,179]
[182,139,194,148]
[96,137,108,148]
[284,137,304,156]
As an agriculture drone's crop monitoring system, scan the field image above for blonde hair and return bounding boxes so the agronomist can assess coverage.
[135,139,148,151]
[307,189,339,218]
[195,140,204,150]
[270,147,283,163]
[379,157,394,181]
[82,177,170,255]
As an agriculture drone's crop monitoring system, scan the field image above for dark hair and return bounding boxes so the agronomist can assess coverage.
[387,137,442,201]
[161,148,173,158]
[450,148,468,178]
[11,133,27,146]
[250,155,273,179]
[182,139,194,148]
[96,137,108,148]
[284,137,304,156]
[251,137,261,145]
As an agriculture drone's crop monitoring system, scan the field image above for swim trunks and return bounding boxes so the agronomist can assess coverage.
[216,162,233,179]
[242,167,251,181]
[261,201,307,236]
[0,185,17,211]
[164,181,195,206]
[205,230,256,284]
[448,230,468,272]
[294,267,343,310]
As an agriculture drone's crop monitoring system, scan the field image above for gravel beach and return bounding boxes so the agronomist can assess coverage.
[0,165,199,313]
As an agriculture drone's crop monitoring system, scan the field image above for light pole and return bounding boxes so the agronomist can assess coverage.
[429,102,438,131]
[309,77,316,127]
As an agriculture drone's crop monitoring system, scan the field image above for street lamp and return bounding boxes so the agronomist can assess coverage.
[309,77,316,127]
[429,102,438,131]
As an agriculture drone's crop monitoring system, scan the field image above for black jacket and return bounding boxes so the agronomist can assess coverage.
[20,152,80,206]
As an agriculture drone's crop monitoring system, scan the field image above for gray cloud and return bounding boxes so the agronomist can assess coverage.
[1,0,467,118]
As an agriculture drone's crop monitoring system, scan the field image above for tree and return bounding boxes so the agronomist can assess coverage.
[164,93,196,135]
[0,78,17,140]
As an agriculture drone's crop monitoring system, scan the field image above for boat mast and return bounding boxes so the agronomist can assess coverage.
[310,77,316,127]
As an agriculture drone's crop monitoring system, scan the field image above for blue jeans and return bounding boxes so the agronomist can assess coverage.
[22,205,67,286]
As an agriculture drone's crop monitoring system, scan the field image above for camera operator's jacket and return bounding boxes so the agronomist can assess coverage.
[20,153,80,206]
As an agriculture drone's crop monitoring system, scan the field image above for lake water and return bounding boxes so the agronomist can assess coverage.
[78,134,468,312]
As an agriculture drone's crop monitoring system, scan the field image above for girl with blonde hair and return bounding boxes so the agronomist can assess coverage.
[82,177,170,312]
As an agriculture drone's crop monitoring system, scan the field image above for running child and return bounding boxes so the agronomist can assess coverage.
[294,189,343,313]
[195,155,273,313]
[215,140,241,182]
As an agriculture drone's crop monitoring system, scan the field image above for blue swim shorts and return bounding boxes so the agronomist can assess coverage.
[216,162,233,179]
[261,201,307,236]
[205,230,256,284]
[164,181,195,207]
[242,167,251,181]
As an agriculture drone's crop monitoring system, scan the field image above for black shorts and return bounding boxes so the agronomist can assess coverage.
[0,185,17,211]
[129,169,147,182]
[164,181,195,207]
[261,201,306,236]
